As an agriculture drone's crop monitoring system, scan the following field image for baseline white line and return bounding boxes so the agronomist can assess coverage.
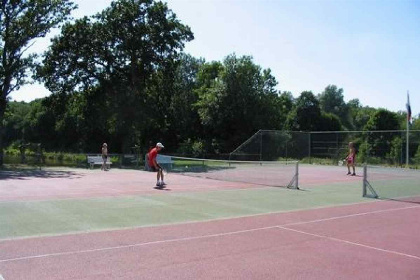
[0,274,4,280]
[277,226,420,260]
[0,226,277,263]
[1,204,419,263]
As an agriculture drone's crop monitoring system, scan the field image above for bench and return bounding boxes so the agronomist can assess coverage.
[87,155,112,169]
[144,154,173,171]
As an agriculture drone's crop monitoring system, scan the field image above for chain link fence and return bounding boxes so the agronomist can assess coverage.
[229,130,420,167]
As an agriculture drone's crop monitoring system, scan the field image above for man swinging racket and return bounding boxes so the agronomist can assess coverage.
[148,142,166,187]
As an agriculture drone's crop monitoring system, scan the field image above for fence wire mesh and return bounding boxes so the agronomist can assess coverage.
[230,130,420,167]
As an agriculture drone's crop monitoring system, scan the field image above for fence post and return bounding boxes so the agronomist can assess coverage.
[308,133,311,164]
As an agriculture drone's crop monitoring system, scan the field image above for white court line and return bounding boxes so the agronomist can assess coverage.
[0,274,5,280]
[280,204,420,227]
[0,226,277,263]
[277,226,420,260]
[0,204,419,263]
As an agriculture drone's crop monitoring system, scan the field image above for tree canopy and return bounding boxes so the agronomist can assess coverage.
[1,0,76,164]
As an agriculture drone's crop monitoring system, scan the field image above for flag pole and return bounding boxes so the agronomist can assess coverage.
[406,90,409,168]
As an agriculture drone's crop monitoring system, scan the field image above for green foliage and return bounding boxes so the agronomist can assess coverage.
[176,138,205,157]
[286,91,321,131]
[357,141,371,163]
[4,147,20,156]
[363,109,400,158]
[414,145,420,164]
[195,54,284,152]
[364,109,400,131]
[349,102,376,131]
[320,112,342,131]
[168,54,204,146]
[37,0,193,153]
[3,101,31,146]
[0,0,76,165]
[388,137,403,166]
[1,0,76,97]
[411,117,420,131]
[300,157,337,165]
[318,85,351,129]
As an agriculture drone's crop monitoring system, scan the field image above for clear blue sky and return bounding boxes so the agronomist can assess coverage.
[10,0,419,117]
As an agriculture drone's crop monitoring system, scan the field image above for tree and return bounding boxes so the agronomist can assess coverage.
[320,112,342,131]
[0,0,76,165]
[318,85,350,129]
[414,144,420,165]
[3,101,31,146]
[167,54,204,148]
[364,109,400,131]
[195,54,282,152]
[38,0,194,152]
[388,136,402,166]
[348,99,377,131]
[364,109,400,157]
[285,91,322,131]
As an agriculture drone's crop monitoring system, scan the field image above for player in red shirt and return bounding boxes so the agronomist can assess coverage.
[148,142,165,187]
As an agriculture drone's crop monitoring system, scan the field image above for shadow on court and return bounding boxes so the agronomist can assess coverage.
[379,197,420,205]
[153,186,172,191]
[0,169,83,180]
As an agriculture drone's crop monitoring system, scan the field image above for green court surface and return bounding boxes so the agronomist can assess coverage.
[367,179,420,198]
[0,181,367,240]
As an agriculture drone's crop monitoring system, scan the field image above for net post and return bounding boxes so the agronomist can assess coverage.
[295,161,299,189]
[363,164,379,198]
[363,164,367,197]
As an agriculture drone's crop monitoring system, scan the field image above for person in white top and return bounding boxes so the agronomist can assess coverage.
[101,143,108,171]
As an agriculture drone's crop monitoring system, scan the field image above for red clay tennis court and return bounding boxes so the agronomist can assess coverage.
[0,164,419,279]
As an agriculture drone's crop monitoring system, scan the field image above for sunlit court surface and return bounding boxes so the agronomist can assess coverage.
[0,164,419,279]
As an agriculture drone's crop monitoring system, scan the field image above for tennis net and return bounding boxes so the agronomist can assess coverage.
[163,156,299,189]
[363,165,420,202]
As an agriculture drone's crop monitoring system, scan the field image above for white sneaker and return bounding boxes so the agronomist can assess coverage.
[156,182,161,187]
[161,181,167,186]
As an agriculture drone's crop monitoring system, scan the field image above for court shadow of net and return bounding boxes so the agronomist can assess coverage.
[376,196,420,205]
[363,166,420,206]
[0,169,84,180]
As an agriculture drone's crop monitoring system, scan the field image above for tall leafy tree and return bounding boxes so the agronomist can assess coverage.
[3,101,31,146]
[320,112,342,131]
[0,0,75,165]
[38,0,193,152]
[285,91,322,131]
[277,91,294,117]
[318,85,351,129]
[364,109,400,157]
[167,53,204,147]
[347,98,377,131]
[195,54,282,152]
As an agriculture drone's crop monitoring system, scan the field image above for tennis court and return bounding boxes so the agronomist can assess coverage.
[0,163,419,279]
